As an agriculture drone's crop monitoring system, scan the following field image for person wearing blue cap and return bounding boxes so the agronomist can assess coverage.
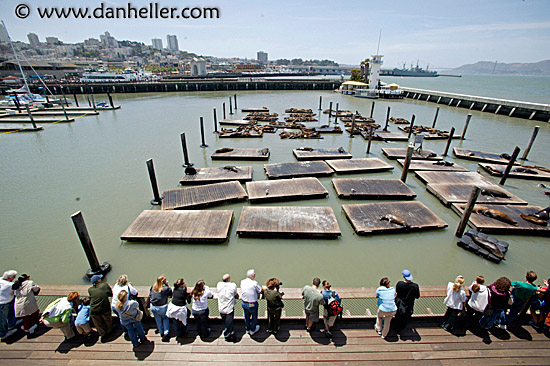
[88,274,113,340]
[393,269,420,331]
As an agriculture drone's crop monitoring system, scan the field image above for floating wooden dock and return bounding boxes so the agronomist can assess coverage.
[0,110,99,117]
[0,126,43,132]
[453,147,516,164]
[241,107,269,113]
[179,166,252,185]
[236,206,341,238]
[211,148,270,160]
[457,229,509,263]
[161,181,247,210]
[478,163,550,181]
[312,126,343,134]
[325,158,394,174]
[382,148,443,160]
[0,118,75,123]
[121,210,233,243]
[332,178,416,199]
[246,177,328,203]
[426,183,527,207]
[292,148,352,161]
[397,126,461,140]
[414,171,492,185]
[342,201,448,235]
[372,131,409,141]
[397,159,469,172]
[218,119,256,126]
[264,161,334,179]
[219,130,263,138]
[451,204,550,235]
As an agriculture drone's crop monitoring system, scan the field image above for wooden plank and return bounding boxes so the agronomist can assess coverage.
[373,131,409,141]
[0,126,43,132]
[236,206,341,238]
[427,183,527,207]
[478,163,550,181]
[332,179,416,199]
[453,147,518,164]
[246,177,328,203]
[219,129,263,138]
[218,119,256,126]
[293,148,352,161]
[414,171,492,185]
[180,166,253,185]
[342,202,448,235]
[397,159,469,172]
[161,181,247,210]
[264,161,334,179]
[0,118,74,123]
[326,158,394,174]
[211,148,270,161]
[382,148,443,160]
[121,210,233,242]
[451,204,550,235]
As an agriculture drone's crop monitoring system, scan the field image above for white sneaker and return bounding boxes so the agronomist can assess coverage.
[28,324,38,334]
[249,325,260,336]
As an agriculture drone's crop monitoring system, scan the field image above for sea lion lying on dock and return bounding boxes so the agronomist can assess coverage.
[534,206,550,221]
[260,148,269,156]
[223,165,239,173]
[512,167,538,174]
[520,214,547,226]
[472,206,518,226]
[297,147,314,151]
[433,161,454,166]
[216,147,234,153]
[185,166,197,175]
[470,235,506,260]
[480,187,511,199]
[380,214,409,228]
[337,147,345,153]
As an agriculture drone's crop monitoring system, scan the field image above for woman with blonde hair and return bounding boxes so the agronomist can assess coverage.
[114,290,147,347]
[191,280,213,339]
[148,275,172,342]
[440,275,467,331]
[111,274,138,336]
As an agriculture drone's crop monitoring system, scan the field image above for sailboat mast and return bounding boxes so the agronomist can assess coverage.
[1,20,31,93]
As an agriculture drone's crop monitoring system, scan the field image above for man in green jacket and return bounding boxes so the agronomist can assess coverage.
[88,274,113,340]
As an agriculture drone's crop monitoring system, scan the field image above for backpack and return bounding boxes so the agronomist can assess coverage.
[327,291,343,316]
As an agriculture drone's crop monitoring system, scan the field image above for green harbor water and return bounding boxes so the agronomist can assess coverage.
[1,75,549,289]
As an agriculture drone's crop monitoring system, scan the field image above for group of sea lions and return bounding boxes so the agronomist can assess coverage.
[466,205,550,227]
[285,108,312,114]
[389,117,409,124]
[323,109,353,117]
[284,116,318,123]
[279,129,322,139]
[401,125,451,137]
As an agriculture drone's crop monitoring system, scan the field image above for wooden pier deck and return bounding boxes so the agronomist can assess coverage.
[453,148,517,165]
[342,201,448,235]
[264,161,334,179]
[382,148,443,160]
[426,183,527,207]
[397,159,469,172]
[246,177,328,203]
[211,148,270,161]
[325,158,394,174]
[120,210,233,243]
[332,178,416,199]
[161,181,248,210]
[292,148,352,161]
[180,166,253,185]
[478,163,550,181]
[236,206,341,238]
[414,171,492,185]
[451,204,550,235]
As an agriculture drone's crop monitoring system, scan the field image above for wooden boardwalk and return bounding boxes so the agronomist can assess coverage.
[453,148,517,165]
[426,183,527,207]
[161,181,248,210]
[293,148,352,161]
[212,148,270,160]
[246,177,328,203]
[397,159,469,172]
[326,158,394,174]
[343,202,448,235]
[382,148,443,160]
[414,171,492,185]
[478,163,550,181]
[332,178,416,199]
[264,161,334,179]
[236,206,341,238]
[120,210,233,243]
[180,166,253,185]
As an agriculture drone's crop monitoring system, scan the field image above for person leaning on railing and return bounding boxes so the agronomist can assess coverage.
[41,291,80,340]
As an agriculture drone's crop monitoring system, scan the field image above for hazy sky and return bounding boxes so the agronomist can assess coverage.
[1,0,549,69]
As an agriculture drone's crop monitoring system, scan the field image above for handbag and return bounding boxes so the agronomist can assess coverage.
[123,308,143,322]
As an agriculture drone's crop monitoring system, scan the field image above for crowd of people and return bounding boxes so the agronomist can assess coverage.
[1,268,549,348]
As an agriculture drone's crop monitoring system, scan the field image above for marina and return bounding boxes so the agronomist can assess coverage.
[245,177,328,203]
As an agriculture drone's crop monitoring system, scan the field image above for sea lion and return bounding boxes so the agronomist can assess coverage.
[480,187,511,199]
[512,167,538,174]
[338,147,345,153]
[215,147,234,153]
[467,152,476,157]
[470,235,506,260]
[433,161,454,166]
[298,147,314,151]
[500,153,512,160]
[380,214,409,228]
[223,165,239,173]
[472,207,518,226]
[520,213,548,226]
[260,148,269,155]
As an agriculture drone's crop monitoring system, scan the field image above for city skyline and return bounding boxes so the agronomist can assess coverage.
[1,0,549,68]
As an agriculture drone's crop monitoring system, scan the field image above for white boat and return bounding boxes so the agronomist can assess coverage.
[80,70,141,82]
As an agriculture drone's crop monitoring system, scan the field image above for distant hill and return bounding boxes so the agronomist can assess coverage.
[449,60,550,75]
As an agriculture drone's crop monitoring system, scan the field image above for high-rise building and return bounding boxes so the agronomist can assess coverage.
[0,24,10,43]
[100,31,118,48]
[27,33,40,48]
[46,37,60,46]
[166,35,179,51]
[152,38,163,50]
[257,51,268,64]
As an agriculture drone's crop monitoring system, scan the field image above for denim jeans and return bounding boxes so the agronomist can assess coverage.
[220,311,235,338]
[192,308,210,338]
[124,319,146,346]
[150,304,169,336]
[480,308,506,329]
[0,301,16,338]
[506,297,526,326]
[112,306,127,334]
[173,308,190,337]
[242,302,258,332]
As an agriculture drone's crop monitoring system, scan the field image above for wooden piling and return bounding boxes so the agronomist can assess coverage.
[400,144,415,183]
[455,186,481,237]
[499,146,521,185]
[25,105,37,129]
[442,127,455,156]
[432,107,440,128]
[223,102,226,119]
[180,132,191,167]
[107,92,114,108]
[520,126,539,161]
[60,100,69,121]
[61,87,68,105]
[335,103,339,124]
[349,114,356,138]
[90,94,97,112]
[370,101,375,118]
[460,114,471,140]
[329,101,333,117]
[146,159,162,205]
[229,97,233,115]
[407,115,416,139]
[87,95,91,107]
[384,106,390,131]
[200,117,208,148]
[234,94,237,109]
[366,126,374,155]
[213,108,218,133]
[73,93,79,107]
[70,211,101,274]
[319,96,322,110]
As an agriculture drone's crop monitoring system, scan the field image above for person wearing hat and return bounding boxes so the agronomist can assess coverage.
[393,269,420,331]
[88,274,113,340]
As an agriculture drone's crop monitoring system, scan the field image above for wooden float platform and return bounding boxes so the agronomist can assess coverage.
[397,126,461,140]
[0,118,74,123]
[478,163,550,181]
[0,110,99,117]
[382,148,443,160]
[161,181,247,210]
[241,107,269,112]
[457,229,509,263]
[451,204,550,235]
[264,161,334,179]
[246,177,328,203]
[236,206,341,238]
[453,147,517,164]
[426,183,527,207]
[211,148,269,160]
[414,171,492,185]
[373,131,409,141]
[325,158,394,174]
[121,210,233,243]
[48,105,121,111]
[342,201,448,235]
[218,119,256,126]
[179,166,252,185]
[0,126,43,132]
[219,130,263,138]
[312,126,343,133]
[292,148,352,161]
[397,159,469,172]
[332,178,416,199]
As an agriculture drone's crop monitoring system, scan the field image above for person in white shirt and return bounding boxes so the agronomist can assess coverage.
[240,269,262,336]
[440,275,467,331]
[217,274,239,341]
[465,275,489,330]
[191,280,213,339]
[0,270,18,340]
[110,275,138,337]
